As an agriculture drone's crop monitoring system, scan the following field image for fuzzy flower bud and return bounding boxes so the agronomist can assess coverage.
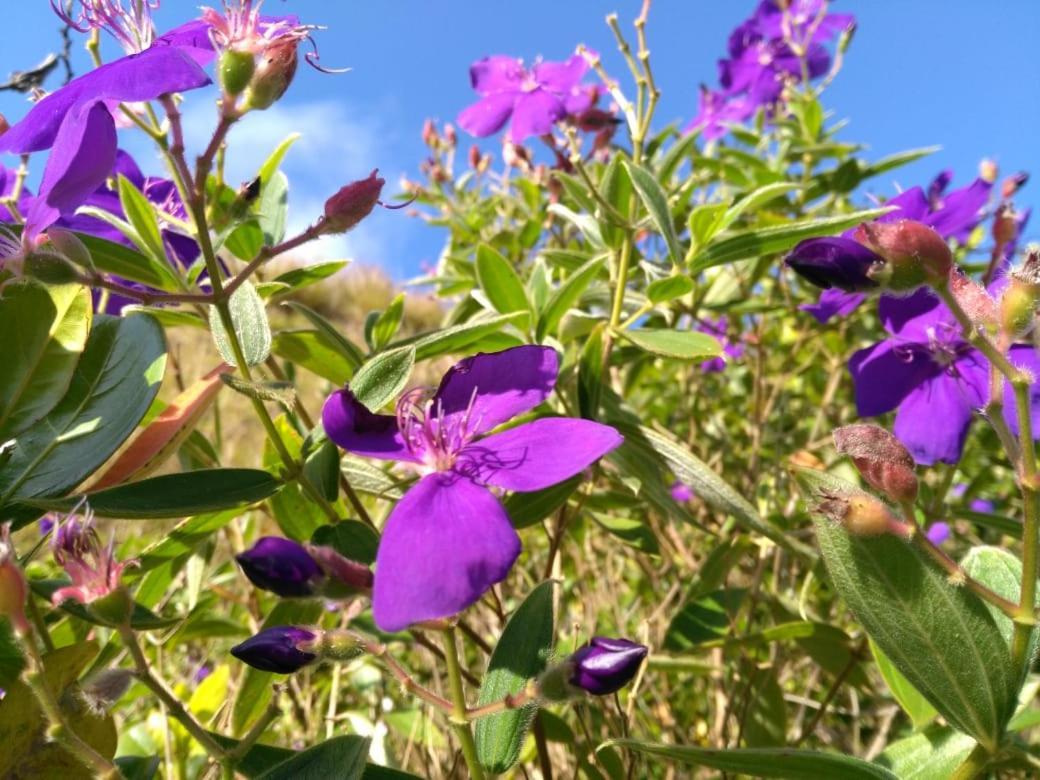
[853,220,953,290]
[1002,172,1029,200]
[80,668,133,715]
[1001,248,1040,338]
[0,523,29,636]
[833,424,919,503]
[993,203,1019,246]
[219,48,256,97]
[819,492,903,537]
[422,119,439,147]
[236,537,325,598]
[322,170,385,234]
[231,626,319,674]
[242,40,298,111]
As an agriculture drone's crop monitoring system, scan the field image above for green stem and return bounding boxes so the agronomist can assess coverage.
[441,628,486,780]
[951,742,992,780]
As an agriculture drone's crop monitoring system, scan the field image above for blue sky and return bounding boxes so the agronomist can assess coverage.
[0,1,1037,277]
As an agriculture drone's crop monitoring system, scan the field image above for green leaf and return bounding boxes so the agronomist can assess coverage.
[476,244,530,316]
[605,740,898,779]
[0,282,91,438]
[76,231,174,288]
[282,302,366,369]
[341,455,404,500]
[30,580,179,630]
[395,313,527,362]
[592,512,659,554]
[875,724,976,780]
[503,476,581,529]
[620,328,721,360]
[350,346,415,412]
[598,155,631,249]
[796,467,1019,749]
[716,182,802,234]
[742,664,787,747]
[259,735,369,780]
[117,175,168,266]
[0,619,24,690]
[664,588,745,650]
[262,416,324,541]
[646,275,694,304]
[115,756,161,780]
[623,160,683,265]
[688,207,892,273]
[370,293,406,350]
[209,282,272,367]
[577,322,606,418]
[272,329,356,385]
[311,520,379,565]
[537,255,607,340]
[961,545,1034,649]
[272,260,348,295]
[0,641,117,778]
[259,170,289,246]
[303,438,339,502]
[232,600,324,734]
[475,581,555,774]
[688,203,729,248]
[22,469,279,519]
[0,314,166,528]
[870,641,937,728]
[134,510,239,573]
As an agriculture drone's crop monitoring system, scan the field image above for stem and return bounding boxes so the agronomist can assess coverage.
[441,628,486,780]
[119,626,230,762]
[951,743,992,780]
[20,638,120,778]
[358,635,454,715]
[227,695,282,763]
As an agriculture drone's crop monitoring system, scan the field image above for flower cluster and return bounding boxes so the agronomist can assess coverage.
[686,0,853,139]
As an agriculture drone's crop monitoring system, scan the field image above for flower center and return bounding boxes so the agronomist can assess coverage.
[395,387,481,473]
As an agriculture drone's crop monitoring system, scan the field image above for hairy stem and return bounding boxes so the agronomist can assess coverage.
[441,628,486,780]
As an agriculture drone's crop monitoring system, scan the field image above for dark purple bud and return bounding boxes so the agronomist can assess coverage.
[785,237,882,292]
[322,170,385,234]
[236,537,324,598]
[568,636,647,696]
[231,626,318,674]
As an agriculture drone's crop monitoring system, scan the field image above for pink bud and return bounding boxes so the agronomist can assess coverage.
[322,170,385,234]
[422,119,438,147]
[1002,172,1029,200]
[993,203,1018,246]
[833,423,918,503]
[305,544,374,592]
[853,219,953,290]
[0,523,29,636]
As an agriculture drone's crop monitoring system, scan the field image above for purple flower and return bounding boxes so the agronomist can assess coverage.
[568,636,648,696]
[925,522,950,546]
[697,316,744,372]
[50,513,132,606]
[687,0,853,139]
[0,24,212,239]
[236,537,325,598]
[230,626,317,674]
[794,176,994,323]
[457,53,594,143]
[322,346,623,631]
[950,483,996,514]
[849,290,1040,464]
[670,481,694,503]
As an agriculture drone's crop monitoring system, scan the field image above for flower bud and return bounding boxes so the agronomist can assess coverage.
[87,586,134,627]
[833,423,918,503]
[1000,249,1040,338]
[236,537,325,598]
[231,626,319,673]
[304,544,374,595]
[820,492,902,536]
[80,668,133,715]
[949,268,998,330]
[0,523,29,636]
[422,119,439,147]
[980,158,999,184]
[785,237,883,292]
[993,203,1019,246]
[1002,172,1029,200]
[567,636,648,696]
[219,48,256,97]
[853,219,953,290]
[443,123,457,148]
[45,228,93,272]
[243,41,298,111]
[322,170,385,234]
[23,251,79,285]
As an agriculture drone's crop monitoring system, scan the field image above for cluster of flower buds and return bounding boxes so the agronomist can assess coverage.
[536,636,648,700]
[0,523,29,636]
[235,536,373,599]
[786,218,953,295]
[231,625,363,673]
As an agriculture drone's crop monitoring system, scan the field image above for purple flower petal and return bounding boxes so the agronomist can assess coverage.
[152,19,216,66]
[785,236,881,291]
[848,340,941,417]
[0,47,210,155]
[372,473,521,631]
[322,388,419,463]
[458,91,518,138]
[434,345,558,437]
[927,178,992,243]
[1003,344,1040,440]
[25,100,117,239]
[508,88,566,142]
[463,417,622,492]
[893,357,986,465]
[800,289,866,324]
[881,186,931,224]
[469,55,525,94]
[533,54,587,94]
